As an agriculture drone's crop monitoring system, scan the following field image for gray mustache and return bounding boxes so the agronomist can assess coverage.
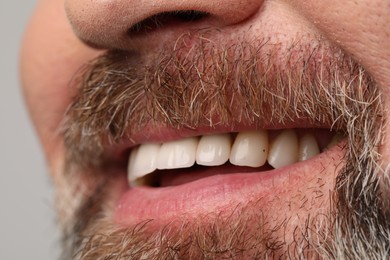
[62,37,377,169]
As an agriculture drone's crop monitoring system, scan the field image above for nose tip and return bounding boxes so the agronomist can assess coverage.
[65,0,263,50]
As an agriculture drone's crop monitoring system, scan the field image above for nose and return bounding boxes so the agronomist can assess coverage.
[65,0,263,50]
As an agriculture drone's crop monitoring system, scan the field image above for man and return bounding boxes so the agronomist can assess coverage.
[21,0,389,258]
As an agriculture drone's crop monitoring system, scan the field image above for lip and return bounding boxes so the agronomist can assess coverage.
[113,139,345,226]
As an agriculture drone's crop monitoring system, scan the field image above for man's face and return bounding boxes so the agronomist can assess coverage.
[21,0,390,258]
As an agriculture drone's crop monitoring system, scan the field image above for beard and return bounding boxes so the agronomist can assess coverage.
[58,32,390,259]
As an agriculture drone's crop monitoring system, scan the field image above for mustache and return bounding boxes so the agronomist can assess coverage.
[63,36,374,169]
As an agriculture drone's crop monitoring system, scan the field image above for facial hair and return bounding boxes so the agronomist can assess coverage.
[59,33,390,259]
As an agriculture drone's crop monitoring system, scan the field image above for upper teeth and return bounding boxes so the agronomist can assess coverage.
[128,129,336,184]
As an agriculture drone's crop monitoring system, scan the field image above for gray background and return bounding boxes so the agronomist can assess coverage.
[0,1,60,259]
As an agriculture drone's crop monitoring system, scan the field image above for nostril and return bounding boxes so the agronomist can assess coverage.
[173,10,210,21]
[128,10,210,35]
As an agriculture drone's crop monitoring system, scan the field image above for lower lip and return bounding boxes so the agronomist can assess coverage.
[114,146,343,226]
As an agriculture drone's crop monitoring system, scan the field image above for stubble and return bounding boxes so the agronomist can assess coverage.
[59,33,390,259]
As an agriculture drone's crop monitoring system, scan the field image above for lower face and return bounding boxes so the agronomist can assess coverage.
[21,0,390,258]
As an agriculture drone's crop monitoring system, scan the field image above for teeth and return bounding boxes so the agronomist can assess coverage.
[157,137,198,170]
[229,130,268,167]
[196,134,231,166]
[267,130,299,169]
[127,143,160,182]
[298,133,320,161]
[127,129,341,185]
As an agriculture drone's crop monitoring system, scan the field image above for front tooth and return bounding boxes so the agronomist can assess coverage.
[127,143,160,182]
[128,146,139,182]
[229,130,268,167]
[268,129,299,169]
[157,137,198,170]
[298,133,320,161]
[196,133,231,166]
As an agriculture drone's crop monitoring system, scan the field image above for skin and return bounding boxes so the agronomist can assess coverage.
[21,0,390,257]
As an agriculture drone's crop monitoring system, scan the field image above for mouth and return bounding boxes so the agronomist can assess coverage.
[114,127,345,225]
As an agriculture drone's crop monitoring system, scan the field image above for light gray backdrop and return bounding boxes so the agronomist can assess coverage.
[0,1,60,259]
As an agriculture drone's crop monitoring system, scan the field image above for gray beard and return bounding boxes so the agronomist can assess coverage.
[59,34,390,259]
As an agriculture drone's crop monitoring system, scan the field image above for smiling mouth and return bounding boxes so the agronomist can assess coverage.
[128,129,343,187]
[113,126,346,225]
[109,123,347,225]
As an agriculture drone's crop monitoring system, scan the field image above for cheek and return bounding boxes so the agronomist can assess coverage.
[20,0,101,170]
[292,0,390,88]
